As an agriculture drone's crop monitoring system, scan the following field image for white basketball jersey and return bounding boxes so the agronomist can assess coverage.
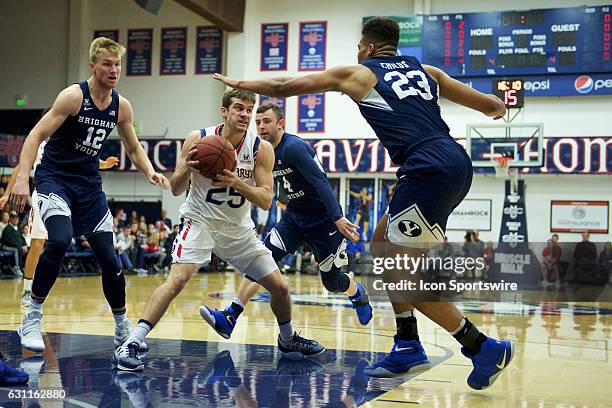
[179,124,260,228]
[33,139,48,171]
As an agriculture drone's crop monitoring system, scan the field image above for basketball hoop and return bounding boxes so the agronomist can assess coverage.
[492,156,512,178]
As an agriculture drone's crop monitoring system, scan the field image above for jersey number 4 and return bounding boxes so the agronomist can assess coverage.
[384,70,434,101]
[205,187,246,208]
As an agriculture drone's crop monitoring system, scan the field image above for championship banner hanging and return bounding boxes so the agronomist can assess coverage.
[127,28,153,76]
[297,94,325,133]
[195,26,222,75]
[261,23,288,71]
[298,21,327,71]
[259,95,287,116]
[160,27,187,75]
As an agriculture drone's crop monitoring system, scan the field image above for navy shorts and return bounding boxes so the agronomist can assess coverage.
[386,137,472,247]
[35,176,112,237]
[265,209,347,273]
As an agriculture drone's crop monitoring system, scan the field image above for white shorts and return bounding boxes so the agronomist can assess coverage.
[171,218,278,282]
[29,190,48,240]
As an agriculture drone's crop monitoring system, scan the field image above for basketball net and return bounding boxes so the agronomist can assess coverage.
[492,156,519,195]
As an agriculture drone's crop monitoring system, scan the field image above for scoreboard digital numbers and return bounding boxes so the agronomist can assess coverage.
[493,79,525,108]
[421,5,612,77]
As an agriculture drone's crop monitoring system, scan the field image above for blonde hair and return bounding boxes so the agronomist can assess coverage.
[89,37,126,62]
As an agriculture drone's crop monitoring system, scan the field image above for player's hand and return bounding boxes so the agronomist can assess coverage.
[487,95,506,120]
[185,148,200,174]
[10,178,31,214]
[148,172,169,189]
[212,169,239,188]
[99,156,119,170]
[0,195,8,210]
[213,73,240,89]
[335,217,360,243]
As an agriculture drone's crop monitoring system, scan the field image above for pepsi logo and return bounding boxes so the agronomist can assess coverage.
[574,75,594,94]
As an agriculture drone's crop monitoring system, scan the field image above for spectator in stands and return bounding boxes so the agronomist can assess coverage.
[347,239,365,276]
[115,208,127,228]
[0,211,9,235]
[438,236,455,259]
[573,231,598,283]
[129,210,139,226]
[135,222,148,269]
[116,226,135,272]
[483,241,494,266]
[599,241,612,281]
[160,209,172,230]
[2,210,28,271]
[139,215,146,224]
[112,217,120,235]
[22,224,31,247]
[146,224,162,272]
[540,239,561,288]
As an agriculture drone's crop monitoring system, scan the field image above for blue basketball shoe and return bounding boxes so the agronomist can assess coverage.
[0,360,29,386]
[199,306,235,339]
[462,338,514,390]
[349,283,373,325]
[364,336,431,378]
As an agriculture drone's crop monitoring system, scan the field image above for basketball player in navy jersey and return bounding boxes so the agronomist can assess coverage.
[213,18,512,390]
[10,37,169,353]
[200,103,373,339]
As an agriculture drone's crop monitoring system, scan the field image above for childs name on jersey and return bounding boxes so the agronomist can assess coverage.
[380,61,411,70]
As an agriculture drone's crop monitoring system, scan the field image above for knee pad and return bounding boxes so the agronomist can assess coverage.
[320,267,350,293]
[43,215,73,260]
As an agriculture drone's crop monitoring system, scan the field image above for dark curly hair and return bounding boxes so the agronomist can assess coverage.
[362,17,400,49]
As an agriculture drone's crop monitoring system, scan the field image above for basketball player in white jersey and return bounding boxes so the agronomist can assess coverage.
[0,133,118,306]
[112,90,324,371]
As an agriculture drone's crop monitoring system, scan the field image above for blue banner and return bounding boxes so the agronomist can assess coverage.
[261,23,288,71]
[94,30,119,42]
[160,27,187,75]
[258,95,287,116]
[2,135,609,174]
[461,72,612,96]
[298,21,327,71]
[297,94,325,133]
[127,29,152,76]
[195,26,222,75]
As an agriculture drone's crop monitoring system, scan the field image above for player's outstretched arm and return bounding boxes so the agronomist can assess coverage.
[214,140,274,210]
[213,65,376,102]
[99,156,119,170]
[10,86,81,212]
[170,131,201,196]
[116,96,169,189]
[423,64,506,119]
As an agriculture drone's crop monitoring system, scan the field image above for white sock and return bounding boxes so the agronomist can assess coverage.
[278,321,293,342]
[113,311,127,326]
[232,297,245,308]
[395,310,415,318]
[23,278,32,293]
[450,317,467,335]
[129,321,152,345]
[28,298,43,315]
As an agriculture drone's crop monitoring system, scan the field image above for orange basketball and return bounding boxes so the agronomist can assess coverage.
[191,136,237,178]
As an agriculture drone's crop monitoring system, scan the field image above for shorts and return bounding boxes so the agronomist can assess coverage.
[387,137,472,247]
[28,189,48,240]
[171,217,277,282]
[265,209,347,273]
[35,176,112,237]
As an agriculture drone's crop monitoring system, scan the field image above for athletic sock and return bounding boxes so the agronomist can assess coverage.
[227,298,244,319]
[113,310,127,325]
[23,278,32,293]
[348,281,361,300]
[278,320,293,342]
[395,310,419,341]
[28,297,43,315]
[128,320,153,345]
[451,317,486,356]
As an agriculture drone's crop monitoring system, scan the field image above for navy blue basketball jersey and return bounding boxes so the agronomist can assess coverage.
[358,55,451,164]
[274,133,343,222]
[36,81,119,186]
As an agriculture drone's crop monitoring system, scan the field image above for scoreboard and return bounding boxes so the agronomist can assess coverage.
[420,5,612,77]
